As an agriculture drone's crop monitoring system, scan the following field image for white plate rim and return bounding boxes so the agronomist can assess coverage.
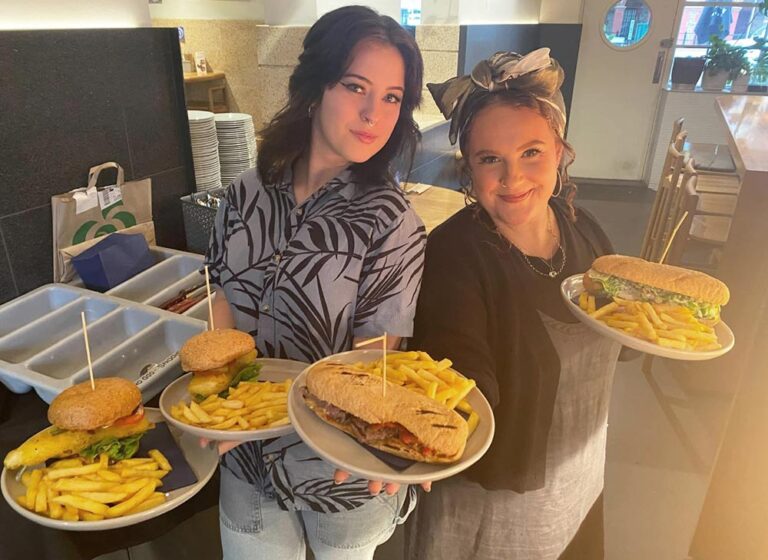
[287,350,495,484]
[0,408,218,531]
[159,358,308,442]
[560,273,734,361]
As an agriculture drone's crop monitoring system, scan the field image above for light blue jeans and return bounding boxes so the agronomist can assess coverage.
[219,466,408,560]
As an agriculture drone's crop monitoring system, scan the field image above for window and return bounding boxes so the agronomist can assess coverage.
[603,0,653,49]
[401,0,421,26]
[673,1,768,83]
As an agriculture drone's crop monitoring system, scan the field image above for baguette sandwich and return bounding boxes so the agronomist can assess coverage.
[583,255,729,326]
[302,363,468,464]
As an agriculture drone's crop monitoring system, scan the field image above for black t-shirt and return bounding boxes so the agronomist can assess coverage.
[412,199,614,491]
[515,204,601,323]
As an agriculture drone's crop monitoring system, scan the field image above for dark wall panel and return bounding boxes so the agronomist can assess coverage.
[461,24,540,76]
[459,23,583,129]
[539,23,583,124]
[0,28,195,304]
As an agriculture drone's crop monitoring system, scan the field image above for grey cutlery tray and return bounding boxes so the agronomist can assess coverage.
[70,246,210,322]
[0,284,207,404]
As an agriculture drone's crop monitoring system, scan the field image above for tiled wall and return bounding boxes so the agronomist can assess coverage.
[152,19,300,128]
[0,28,194,304]
[152,19,457,130]
[415,25,459,124]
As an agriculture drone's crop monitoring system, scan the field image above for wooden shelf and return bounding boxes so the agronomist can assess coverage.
[183,72,226,84]
[183,72,228,113]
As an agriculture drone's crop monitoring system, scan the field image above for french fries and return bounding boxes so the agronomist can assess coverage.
[171,378,293,432]
[579,294,720,351]
[351,352,481,435]
[15,450,171,522]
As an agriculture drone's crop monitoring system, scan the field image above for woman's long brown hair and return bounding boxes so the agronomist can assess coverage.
[257,6,423,188]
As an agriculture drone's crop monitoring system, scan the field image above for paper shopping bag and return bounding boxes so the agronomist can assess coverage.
[52,162,153,282]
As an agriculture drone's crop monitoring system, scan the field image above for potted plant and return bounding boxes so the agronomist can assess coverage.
[702,35,748,91]
[749,38,768,92]
[729,45,752,93]
[671,56,706,90]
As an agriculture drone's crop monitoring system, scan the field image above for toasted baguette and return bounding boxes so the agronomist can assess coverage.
[591,255,729,305]
[305,363,468,463]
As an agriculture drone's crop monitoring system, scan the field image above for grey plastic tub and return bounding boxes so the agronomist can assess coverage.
[0,284,207,403]
[105,250,207,320]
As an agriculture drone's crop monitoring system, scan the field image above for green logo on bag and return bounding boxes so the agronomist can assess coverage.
[71,200,137,245]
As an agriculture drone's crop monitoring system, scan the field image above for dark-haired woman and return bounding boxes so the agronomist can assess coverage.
[407,49,618,559]
[202,6,426,559]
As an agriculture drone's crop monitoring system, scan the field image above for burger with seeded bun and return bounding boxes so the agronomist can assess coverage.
[4,377,153,470]
[583,255,729,327]
[179,328,260,401]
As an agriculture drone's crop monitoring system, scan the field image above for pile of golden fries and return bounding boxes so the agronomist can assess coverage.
[170,379,292,431]
[15,450,171,521]
[352,351,480,435]
[578,293,720,351]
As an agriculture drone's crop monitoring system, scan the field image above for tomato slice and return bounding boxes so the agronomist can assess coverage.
[113,405,144,427]
[399,427,417,445]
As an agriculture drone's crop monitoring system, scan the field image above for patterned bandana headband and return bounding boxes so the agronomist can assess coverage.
[426,48,567,145]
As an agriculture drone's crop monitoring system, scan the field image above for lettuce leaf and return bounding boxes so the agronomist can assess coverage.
[217,362,261,398]
[588,270,720,320]
[80,433,145,461]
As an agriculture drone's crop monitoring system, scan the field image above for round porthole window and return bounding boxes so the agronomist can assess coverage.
[602,0,652,50]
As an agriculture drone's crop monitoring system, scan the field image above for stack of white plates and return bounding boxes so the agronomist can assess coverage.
[215,113,257,185]
[188,111,222,192]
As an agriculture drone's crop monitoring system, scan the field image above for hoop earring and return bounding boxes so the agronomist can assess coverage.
[552,170,563,198]
[308,104,315,119]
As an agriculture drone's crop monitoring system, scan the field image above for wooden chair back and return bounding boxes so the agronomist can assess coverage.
[662,159,699,265]
[640,139,686,260]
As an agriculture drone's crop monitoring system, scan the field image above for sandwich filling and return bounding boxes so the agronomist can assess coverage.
[3,415,153,470]
[302,388,458,460]
[190,350,261,402]
[587,269,721,322]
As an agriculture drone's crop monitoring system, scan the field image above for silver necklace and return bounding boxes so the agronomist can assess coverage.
[503,211,566,279]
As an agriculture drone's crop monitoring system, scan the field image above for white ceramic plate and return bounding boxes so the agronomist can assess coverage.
[288,350,495,485]
[187,110,215,122]
[0,408,218,531]
[160,358,308,442]
[560,274,734,361]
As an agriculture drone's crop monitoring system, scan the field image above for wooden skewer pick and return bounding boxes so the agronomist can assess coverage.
[354,333,389,397]
[81,312,95,391]
[659,211,689,265]
[382,332,388,398]
[204,265,215,331]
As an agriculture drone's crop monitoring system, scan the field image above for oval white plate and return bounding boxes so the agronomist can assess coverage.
[560,274,734,361]
[160,358,308,442]
[288,350,495,485]
[1,408,217,531]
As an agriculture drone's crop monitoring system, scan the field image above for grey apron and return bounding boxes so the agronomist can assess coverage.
[408,313,621,560]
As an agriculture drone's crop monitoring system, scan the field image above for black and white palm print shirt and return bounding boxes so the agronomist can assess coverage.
[205,167,426,513]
